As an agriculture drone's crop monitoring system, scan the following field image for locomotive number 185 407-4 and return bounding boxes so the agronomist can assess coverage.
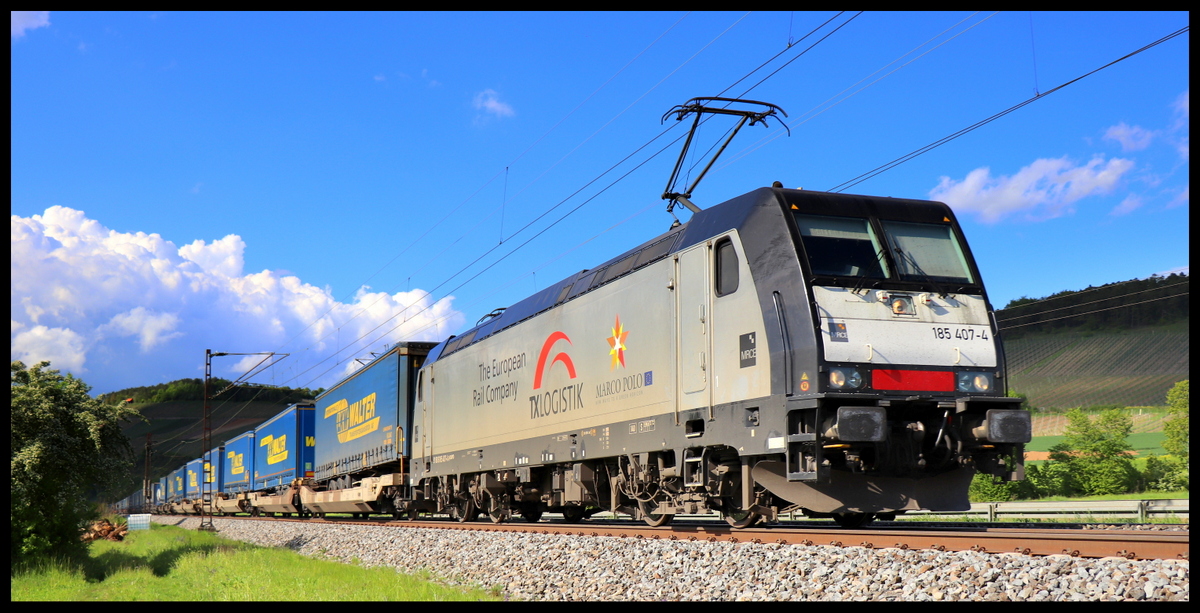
[931,326,990,341]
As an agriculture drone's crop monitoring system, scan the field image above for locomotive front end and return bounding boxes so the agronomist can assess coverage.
[755,190,1030,521]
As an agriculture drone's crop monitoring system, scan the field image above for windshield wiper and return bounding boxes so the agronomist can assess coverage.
[893,247,949,298]
[849,246,889,295]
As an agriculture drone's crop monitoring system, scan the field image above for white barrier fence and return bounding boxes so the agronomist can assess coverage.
[901,499,1189,522]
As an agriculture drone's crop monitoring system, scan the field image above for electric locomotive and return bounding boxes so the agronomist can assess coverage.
[407,185,1030,528]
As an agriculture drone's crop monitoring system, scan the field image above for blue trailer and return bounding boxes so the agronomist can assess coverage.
[252,403,315,492]
[168,464,187,512]
[216,431,254,514]
[222,430,255,494]
[313,343,434,484]
[184,458,203,514]
[299,343,434,517]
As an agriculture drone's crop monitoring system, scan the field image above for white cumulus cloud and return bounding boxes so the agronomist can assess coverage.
[929,156,1134,223]
[473,89,515,121]
[11,11,49,39]
[11,206,464,394]
[1103,122,1156,152]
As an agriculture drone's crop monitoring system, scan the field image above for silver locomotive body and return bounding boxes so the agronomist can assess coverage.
[409,186,1030,526]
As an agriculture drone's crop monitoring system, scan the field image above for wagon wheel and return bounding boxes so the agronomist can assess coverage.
[561,505,586,524]
[832,512,875,528]
[638,500,674,527]
[720,497,762,529]
[519,501,543,523]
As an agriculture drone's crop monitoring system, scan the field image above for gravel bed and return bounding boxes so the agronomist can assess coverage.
[152,516,1188,601]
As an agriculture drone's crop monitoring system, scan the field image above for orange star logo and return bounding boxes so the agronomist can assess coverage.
[607,315,629,370]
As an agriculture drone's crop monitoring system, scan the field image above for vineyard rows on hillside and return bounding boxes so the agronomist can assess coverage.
[1003,327,1189,410]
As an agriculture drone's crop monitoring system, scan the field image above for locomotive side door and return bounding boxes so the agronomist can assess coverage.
[418,366,433,467]
[675,243,713,415]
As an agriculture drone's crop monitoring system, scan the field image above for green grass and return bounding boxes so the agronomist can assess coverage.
[12,523,502,601]
[1026,431,1168,455]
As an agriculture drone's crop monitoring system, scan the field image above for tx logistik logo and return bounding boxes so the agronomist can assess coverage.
[530,331,583,419]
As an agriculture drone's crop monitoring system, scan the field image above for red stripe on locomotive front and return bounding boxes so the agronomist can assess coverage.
[871,369,955,391]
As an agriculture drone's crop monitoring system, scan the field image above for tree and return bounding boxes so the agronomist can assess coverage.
[1163,380,1188,460]
[1045,408,1137,496]
[1144,380,1189,492]
[11,361,141,562]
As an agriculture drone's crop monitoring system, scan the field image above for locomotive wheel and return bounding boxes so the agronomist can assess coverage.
[519,502,543,523]
[452,498,479,523]
[638,500,674,527]
[720,499,762,529]
[832,512,875,528]
[486,493,509,524]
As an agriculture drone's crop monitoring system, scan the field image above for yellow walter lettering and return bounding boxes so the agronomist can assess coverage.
[325,392,381,443]
[260,434,289,465]
[227,451,245,475]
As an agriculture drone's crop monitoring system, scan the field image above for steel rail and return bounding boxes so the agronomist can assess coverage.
[191,514,1188,561]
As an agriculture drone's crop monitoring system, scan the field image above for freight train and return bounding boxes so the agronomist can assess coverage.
[118,184,1030,529]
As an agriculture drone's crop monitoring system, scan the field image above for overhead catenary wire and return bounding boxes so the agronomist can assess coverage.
[827,25,1190,193]
[267,13,697,360]
[997,291,1189,331]
[713,11,998,173]
[996,275,1190,312]
[277,14,859,390]
[995,280,1190,326]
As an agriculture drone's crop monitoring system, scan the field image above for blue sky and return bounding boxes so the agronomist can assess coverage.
[11,11,1189,396]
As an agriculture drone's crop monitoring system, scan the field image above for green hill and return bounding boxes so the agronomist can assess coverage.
[123,398,309,481]
[1002,321,1188,410]
[995,273,1188,412]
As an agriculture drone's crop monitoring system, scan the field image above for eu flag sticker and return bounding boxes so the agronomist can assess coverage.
[644,371,653,386]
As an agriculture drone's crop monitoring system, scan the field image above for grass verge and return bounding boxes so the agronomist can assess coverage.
[12,523,502,601]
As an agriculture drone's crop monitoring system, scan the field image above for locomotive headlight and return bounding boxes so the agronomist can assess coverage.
[829,368,863,389]
[957,372,972,392]
[973,374,992,392]
[957,372,993,392]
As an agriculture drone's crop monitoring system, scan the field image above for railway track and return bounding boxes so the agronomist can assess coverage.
[191,514,1188,561]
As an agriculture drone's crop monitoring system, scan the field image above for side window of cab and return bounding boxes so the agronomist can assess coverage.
[715,238,738,296]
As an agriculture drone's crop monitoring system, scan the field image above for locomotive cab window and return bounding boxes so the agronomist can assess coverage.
[794,214,889,279]
[880,220,975,285]
[714,238,739,296]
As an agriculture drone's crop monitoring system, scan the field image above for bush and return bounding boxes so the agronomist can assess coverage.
[11,361,140,563]
[1141,455,1189,492]
[968,472,1022,502]
[1025,462,1075,498]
